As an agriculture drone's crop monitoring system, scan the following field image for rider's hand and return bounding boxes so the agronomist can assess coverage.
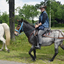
[35,25,39,28]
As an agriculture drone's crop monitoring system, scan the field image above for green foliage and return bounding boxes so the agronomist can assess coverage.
[51,2,61,19]
[6,0,9,2]
[0,12,9,24]
[61,5,64,20]
[6,0,9,4]
[15,15,21,24]
[54,24,64,27]
[18,4,39,23]
[56,6,62,20]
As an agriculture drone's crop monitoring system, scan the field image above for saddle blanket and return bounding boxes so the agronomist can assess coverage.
[43,30,52,36]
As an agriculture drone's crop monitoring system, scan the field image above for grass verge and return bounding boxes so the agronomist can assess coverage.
[0,28,64,64]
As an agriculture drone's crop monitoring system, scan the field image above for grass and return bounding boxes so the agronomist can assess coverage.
[51,27,64,30]
[0,28,64,64]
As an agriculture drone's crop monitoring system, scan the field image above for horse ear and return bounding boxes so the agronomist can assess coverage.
[17,19,19,22]
[21,18,23,22]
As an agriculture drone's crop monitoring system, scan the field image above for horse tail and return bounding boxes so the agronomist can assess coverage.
[2,23,10,45]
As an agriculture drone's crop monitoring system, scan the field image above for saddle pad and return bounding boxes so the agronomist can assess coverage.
[43,30,52,36]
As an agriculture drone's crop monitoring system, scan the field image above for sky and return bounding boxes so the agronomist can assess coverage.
[0,0,64,15]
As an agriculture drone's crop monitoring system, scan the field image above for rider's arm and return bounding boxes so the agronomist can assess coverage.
[38,13,47,26]
[38,22,42,26]
[41,13,47,24]
[35,22,42,28]
[35,13,47,28]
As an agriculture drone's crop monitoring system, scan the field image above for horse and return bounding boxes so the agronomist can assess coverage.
[14,19,64,61]
[0,23,10,52]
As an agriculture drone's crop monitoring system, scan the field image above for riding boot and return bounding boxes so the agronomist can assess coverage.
[35,34,41,49]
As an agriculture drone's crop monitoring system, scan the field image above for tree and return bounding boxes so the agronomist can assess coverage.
[9,0,15,40]
[19,4,39,23]
[6,0,15,40]
[0,11,2,23]
[1,12,9,24]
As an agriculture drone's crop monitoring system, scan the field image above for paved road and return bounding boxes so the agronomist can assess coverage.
[0,60,27,64]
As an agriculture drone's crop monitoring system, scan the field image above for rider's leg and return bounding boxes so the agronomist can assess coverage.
[35,28,48,49]
[35,30,44,49]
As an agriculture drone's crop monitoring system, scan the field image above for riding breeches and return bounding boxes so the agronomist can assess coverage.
[38,28,48,45]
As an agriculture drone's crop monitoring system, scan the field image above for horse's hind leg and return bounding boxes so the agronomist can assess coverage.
[50,48,58,62]
[0,37,9,52]
[5,44,10,53]
[0,42,4,51]
[50,41,60,62]
[0,37,5,51]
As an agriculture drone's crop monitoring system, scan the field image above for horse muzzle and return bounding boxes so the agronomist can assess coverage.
[14,32,19,36]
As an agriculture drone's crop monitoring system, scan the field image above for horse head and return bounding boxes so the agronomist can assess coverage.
[14,18,24,36]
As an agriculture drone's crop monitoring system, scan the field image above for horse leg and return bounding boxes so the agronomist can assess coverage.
[50,48,58,61]
[29,45,36,61]
[33,49,36,60]
[0,43,4,51]
[50,42,59,62]
[0,37,9,52]
[0,37,5,51]
[5,44,10,53]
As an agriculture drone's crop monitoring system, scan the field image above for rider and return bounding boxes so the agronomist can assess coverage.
[35,5,49,49]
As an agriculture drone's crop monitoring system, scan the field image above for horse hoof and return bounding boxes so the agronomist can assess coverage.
[32,59,36,61]
[7,49,10,53]
[49,59,53,62]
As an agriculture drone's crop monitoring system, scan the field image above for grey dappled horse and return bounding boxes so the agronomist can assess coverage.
[14,19,64,61]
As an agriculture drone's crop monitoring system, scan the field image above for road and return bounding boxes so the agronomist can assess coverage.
[0,60,27,64]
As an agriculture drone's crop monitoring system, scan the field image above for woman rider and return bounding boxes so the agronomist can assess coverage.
[35,5,49,49]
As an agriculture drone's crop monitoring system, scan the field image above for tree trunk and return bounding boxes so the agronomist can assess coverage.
[49,0,51,29]
[9,0,15,40]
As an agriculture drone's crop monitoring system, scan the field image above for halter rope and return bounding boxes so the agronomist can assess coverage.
[15,22,23,34]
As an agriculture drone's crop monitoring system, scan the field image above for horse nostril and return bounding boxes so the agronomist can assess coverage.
[14,33,16,36]
[14,33,18,36]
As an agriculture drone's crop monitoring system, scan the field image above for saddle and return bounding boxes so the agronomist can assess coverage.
[43,30,52,37]
[34,29,52,37]
[33,29,64,39]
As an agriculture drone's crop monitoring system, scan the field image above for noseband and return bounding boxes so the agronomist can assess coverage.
[15,22,23,34]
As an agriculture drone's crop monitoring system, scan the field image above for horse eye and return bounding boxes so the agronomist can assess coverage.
[17,25,20,27]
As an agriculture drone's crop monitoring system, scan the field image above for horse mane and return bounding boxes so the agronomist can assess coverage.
[23,20,35,28]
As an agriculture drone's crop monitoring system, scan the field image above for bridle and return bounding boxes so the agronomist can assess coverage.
[15,22,23,34]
